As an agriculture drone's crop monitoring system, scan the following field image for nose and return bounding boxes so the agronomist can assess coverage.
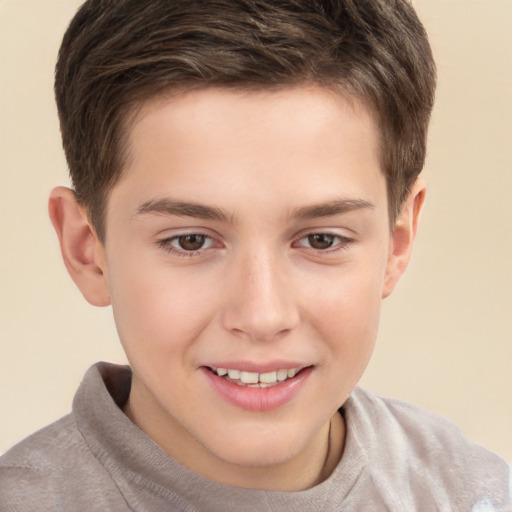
[221,249,300,342]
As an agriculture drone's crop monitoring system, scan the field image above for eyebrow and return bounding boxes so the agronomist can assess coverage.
[135,196,374,224]
[289,198,375,220]
[135,198,235,223]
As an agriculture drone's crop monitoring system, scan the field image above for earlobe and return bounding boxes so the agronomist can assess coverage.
[48,186,111,307]
[382,178,426,299]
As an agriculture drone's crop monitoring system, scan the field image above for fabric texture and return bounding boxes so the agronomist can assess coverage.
[1,362,510,511]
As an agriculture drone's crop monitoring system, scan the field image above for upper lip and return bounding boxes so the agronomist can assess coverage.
[203,361,310,373]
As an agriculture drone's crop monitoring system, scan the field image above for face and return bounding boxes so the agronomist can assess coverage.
[97,86,402,485]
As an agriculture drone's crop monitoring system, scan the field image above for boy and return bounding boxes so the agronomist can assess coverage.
[1,0,510,510]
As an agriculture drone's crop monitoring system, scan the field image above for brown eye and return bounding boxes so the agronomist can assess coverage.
[307,234,335,250]
[158,233,217,255]
[177,234,207,251]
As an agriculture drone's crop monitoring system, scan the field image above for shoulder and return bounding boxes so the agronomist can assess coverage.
[0,414,120,511]
[346,386,507,463]
[1,414,82,468]
[344,387,512,510]
[0,415,77,509]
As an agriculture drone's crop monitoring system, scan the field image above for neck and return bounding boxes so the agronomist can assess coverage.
[124,377,346,491]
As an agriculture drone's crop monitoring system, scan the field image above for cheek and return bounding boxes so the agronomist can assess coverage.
[313,279,382,346]
[302,259,385,365]
[107,256,218,360]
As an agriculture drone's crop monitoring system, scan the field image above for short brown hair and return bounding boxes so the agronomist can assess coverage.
[55,0,436,241]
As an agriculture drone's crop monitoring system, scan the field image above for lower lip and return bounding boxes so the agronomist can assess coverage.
[202,367,313,412]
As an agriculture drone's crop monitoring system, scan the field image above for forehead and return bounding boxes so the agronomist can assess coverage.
[110,85,387,222]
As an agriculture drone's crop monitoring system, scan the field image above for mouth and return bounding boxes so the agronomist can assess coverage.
[206,366,307,388]
[202,363,313,411]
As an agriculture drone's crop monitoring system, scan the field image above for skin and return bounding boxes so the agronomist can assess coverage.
[49,86,425,491]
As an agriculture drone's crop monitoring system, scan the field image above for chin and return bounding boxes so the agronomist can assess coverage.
[202,425,308,469]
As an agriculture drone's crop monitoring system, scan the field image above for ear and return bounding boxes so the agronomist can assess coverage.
[382,178,426,299]
[48,186,111,307]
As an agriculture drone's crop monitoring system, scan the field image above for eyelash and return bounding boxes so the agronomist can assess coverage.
[157,231,354,258]
[157,233,216,257]
[293,232,354,253]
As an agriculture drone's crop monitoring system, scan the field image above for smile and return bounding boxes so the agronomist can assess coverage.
[203,365,312,412]
[210,367,303,388]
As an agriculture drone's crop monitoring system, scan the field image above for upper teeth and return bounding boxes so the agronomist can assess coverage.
[215,367,300,386]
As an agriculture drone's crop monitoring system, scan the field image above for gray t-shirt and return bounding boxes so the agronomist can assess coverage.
[1,362,510,511]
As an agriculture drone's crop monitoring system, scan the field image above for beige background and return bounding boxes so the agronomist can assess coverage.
[1,0,511,460]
